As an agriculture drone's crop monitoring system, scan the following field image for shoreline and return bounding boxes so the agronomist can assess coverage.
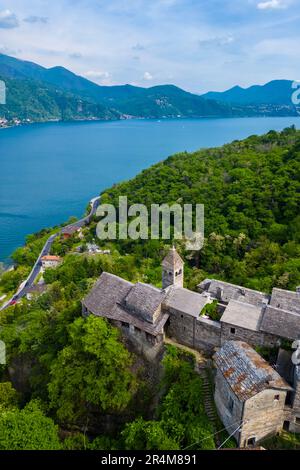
[1,112,300,131]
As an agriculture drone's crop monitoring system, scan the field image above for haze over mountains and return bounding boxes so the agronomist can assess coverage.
[202,80,296,106]
[0,53,298,126]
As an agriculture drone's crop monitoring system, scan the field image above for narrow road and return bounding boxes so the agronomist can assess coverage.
[0,196,100,311]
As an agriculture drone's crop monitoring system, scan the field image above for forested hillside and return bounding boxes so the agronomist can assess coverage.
[0,128,299,450]
[103,126,300,292]
[0,75,120,123]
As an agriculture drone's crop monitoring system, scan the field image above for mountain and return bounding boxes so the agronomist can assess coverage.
[0,74,120,124]
[202,80,295,106]
[0,53,298,126]
[0,53,234,121]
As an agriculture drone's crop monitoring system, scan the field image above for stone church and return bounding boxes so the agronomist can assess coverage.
[82,247,300,445]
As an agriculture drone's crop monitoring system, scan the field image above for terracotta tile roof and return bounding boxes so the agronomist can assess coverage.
[41,255,61,261]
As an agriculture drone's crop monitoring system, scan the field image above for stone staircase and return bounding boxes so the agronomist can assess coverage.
[164,337,222,448]
[197,366,222,448]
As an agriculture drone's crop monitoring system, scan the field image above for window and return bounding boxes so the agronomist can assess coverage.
[285,391,293,406]
[296,417,300,425]
[228,397,234,413]
[274,394,280,401]
[283,421,290,431]
[230,327,236,334]
[247,437,256,446]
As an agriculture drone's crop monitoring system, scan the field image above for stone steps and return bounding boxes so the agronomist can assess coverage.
[198,369,223,447]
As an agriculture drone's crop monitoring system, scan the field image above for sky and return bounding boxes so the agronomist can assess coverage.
[0,0,299,93]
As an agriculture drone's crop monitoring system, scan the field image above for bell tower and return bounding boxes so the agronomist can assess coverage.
[162,246,184,289]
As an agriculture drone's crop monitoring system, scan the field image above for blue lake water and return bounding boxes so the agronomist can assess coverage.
[1,116,300,264]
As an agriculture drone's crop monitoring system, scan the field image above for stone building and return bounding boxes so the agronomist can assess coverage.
[198,279,300,347]
[81,247,300,441]
[82,272,169,361]
[162,246,184,289]
[41,255,62,269]
[214,341,292,447]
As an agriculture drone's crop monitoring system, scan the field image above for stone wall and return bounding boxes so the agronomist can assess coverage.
[240,389,286,446]
[221,322,279,348]
[165,306,221,352]
[214,369,244,443]
[111,320,164,362]
[166,307,195,347]
[194,317,221,352]
[214,369,287,447]
[288,369,300,433]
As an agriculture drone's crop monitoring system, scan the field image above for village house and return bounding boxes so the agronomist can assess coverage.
[41,255,62,269]
[82,272,169,360]
[81,247,300,442]
[61,226,82,239]
[214,341,293,447]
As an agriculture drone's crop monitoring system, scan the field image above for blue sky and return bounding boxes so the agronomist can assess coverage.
[0,0,299,93]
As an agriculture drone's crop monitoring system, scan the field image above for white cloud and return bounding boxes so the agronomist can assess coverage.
[23,16,48,24]
[0,9,19,29]
[257,0,287,10]
[84,70,112,85]
[199,34,234,48]
[143,71,153,80]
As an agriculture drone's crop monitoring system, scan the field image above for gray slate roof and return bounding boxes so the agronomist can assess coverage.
[163,286,210,317]
[220,299,264,332]
[123,282,165,323]
[214,341,292,401]
[82,272,133,316]
[82,272,169,336]
[198,279,269,307]
[162,247,184,270]
[260,305,300,340]
[270,288,300,314]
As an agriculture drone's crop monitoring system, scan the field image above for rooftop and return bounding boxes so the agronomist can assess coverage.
[41,255,61,261]
[260,305,300,341]
[61,226,80,235]
[220,299,264,332]
[82,272,169,335]
[214,341,292,401]
[270,287,300,315]
[163,286,210,317]
[198,278,269,307]
[162,247,184,270]
[123,282,165,323]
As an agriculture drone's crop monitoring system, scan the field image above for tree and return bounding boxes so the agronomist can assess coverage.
[0,382,19,411]
[0,400,61,450]
[48,316,137,422]
[122,417,179,450]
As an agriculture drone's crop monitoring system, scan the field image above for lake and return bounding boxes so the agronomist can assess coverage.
[1,116,300,264]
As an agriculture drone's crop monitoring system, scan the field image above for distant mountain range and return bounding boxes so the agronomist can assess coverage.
[0,53,299,126]
[202,80,296,106]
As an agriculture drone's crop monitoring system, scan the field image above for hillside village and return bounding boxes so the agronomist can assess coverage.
[0,128,299,451]
[83,247,300,448]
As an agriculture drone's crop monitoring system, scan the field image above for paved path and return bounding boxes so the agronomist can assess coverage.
[0,196,100,311]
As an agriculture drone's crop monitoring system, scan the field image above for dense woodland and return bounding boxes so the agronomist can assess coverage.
[0,128,300,449]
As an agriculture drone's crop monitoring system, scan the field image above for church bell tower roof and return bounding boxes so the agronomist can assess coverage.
[162,246,184,270]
